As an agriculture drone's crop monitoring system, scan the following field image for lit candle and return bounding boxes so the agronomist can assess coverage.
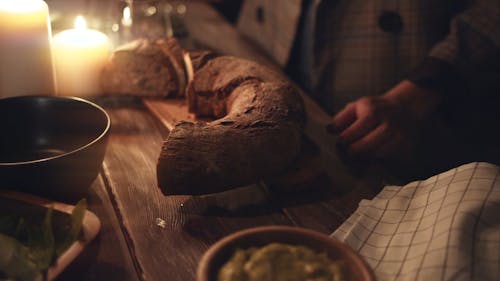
[52,16,111,97]
[0,0,56,97]
[120,6,133,43]
[121,6,133,27]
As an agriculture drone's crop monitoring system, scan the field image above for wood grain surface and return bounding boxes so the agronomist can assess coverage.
[53,76,378,281]
[96,98,294,281]
[28,2,381,280]
[58,175,141,281]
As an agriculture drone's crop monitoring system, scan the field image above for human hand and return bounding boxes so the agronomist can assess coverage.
[328,80,441,158]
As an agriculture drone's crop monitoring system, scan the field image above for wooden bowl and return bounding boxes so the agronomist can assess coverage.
[197,225,375,281]
[0,96,110,200]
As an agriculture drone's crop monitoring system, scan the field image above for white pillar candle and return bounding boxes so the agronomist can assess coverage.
[0,0,56,97]
[52,16,111,97]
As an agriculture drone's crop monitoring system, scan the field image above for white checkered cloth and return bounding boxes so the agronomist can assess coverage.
[332,162,500,281]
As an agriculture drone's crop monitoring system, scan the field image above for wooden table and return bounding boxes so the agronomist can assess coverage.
[55,96,381,281]
[51,2,384,280]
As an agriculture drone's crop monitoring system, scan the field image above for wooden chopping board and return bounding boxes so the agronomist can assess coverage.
[0,190,101,281]
[143,98,195,131]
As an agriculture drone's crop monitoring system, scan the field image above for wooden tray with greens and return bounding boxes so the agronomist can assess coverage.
[0,191,100,281]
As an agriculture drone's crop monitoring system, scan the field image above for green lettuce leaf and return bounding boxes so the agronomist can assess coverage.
[0,233,41,281]
[27,208,55,271]
[56,199,87,256]
[0,198,88,281]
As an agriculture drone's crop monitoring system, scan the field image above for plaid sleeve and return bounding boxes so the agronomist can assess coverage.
[407,0,500,96]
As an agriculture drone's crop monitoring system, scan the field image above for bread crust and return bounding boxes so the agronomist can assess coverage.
[100,38,185,97]
[157,56,305,195]
[101,40,305,195]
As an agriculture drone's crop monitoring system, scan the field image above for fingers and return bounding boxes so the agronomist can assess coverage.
[330,103,356,133]
[338,111,379,143]
[349,123,392,154]
[327,95,414,159]
[333,98,382,144]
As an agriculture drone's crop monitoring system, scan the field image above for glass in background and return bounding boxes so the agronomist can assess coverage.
[46,0,113,33]
[46,0,188,47]
[110,0,188,46]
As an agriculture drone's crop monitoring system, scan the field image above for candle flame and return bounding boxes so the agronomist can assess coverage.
[122,6,132,26]
[74,15,87,30]
[123,6,131,20]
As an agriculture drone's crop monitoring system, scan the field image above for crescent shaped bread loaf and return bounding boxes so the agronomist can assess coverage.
[158,56,305,195]
[101,39,305,195]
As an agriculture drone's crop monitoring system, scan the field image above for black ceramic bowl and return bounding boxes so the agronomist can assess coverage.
[0,96,110,200]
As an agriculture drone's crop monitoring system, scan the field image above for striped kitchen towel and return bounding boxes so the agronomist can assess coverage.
[332,162,500,281]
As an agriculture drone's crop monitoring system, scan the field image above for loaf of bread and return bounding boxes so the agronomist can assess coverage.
[100,38,186,97]
[101,38,305,195]
[157,56,305,195]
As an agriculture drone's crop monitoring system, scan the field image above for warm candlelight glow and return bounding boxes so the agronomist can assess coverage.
[0,0,47,13]
[74,15,87,30]
[52,16,111,96]
[0,0,56,97]
[121,6,132,27]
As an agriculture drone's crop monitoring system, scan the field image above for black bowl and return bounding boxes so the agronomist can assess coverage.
[0,96,110,200]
